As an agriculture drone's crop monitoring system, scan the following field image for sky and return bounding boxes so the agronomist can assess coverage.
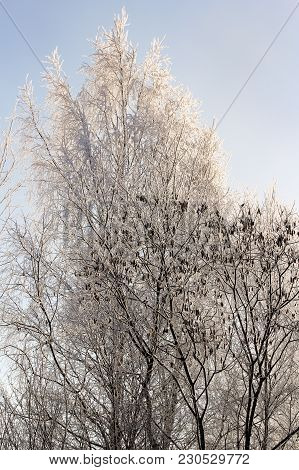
[0,0,298,207]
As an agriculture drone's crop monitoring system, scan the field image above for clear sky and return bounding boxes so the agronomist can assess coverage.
[0,0,298,206]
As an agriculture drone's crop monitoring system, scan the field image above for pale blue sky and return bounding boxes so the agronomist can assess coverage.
[0,0,298,205]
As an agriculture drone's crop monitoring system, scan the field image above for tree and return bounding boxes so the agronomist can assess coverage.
[208,196,299,449]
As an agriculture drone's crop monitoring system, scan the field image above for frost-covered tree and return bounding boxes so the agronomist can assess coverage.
[4,9,225,449]
[1,10,299,451]
[207,196,299,449]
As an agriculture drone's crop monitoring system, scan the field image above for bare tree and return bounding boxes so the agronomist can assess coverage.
[208,196,299,449]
